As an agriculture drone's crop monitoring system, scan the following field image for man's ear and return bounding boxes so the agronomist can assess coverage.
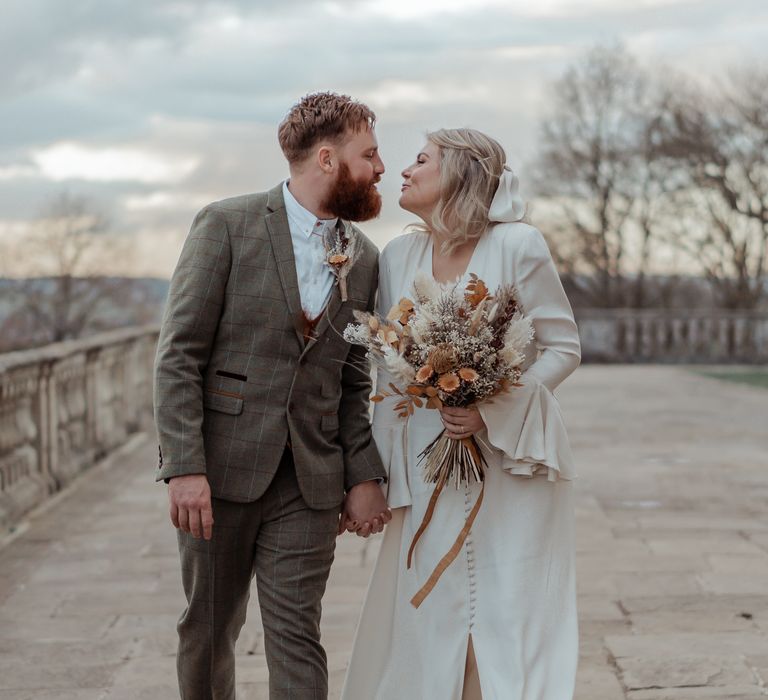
[317,145,335,174]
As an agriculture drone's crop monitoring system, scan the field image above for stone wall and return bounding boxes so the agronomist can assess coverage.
[576,309,768,363]
[0,326,159,530]
[1,310,764,529]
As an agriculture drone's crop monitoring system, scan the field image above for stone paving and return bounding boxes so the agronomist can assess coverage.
[0,366,767,699]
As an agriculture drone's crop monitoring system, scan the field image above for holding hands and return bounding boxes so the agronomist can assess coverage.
[339,480,392,538]
[336,407,487,538]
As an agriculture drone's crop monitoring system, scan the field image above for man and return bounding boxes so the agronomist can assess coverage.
[154,92,391,699]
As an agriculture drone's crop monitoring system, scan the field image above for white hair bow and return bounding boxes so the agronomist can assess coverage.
[488,166,526,223]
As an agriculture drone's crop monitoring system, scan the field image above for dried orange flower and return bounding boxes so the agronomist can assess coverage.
[328,254,349,265]
[428,343,458,374]
[458,368,479,382]
[415,365,434,383]
[437,373,460,393]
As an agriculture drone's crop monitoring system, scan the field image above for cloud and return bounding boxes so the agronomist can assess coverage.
[0,164,38,180]
[29,142,200,184]
[0,0,767,275]
[360,79,492,109]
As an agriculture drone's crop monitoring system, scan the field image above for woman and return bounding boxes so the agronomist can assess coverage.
[341,129,581,700]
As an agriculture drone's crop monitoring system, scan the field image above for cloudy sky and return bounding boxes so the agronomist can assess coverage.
[1,0,767,277]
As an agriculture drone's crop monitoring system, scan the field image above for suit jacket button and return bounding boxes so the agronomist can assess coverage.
[288,402,295,412]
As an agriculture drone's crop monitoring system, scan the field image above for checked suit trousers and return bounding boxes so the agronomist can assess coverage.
[176,449,341,700]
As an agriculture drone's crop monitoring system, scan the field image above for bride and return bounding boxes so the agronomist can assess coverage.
[341,128,581,699]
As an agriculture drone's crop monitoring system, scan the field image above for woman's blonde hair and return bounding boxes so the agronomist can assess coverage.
[413,128,507,254]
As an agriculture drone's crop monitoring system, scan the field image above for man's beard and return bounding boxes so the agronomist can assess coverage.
[320,162,382,222]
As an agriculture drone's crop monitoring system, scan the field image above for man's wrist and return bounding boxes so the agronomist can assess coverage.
[351,478,384,488]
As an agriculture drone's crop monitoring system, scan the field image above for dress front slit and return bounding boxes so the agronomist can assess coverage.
[462,635,482,700]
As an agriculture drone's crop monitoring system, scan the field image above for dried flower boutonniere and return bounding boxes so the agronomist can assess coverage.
[324,220,359,302]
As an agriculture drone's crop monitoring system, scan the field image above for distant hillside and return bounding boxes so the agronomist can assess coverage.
[1,271,765,355]
[0,277,170,353]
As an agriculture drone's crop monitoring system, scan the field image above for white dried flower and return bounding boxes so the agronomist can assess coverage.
[382,345,416,384]
[500,346,524,367]
[412,272,442,304]
[502,315,534,354]
[409,311,434,344]
[343,323,371,346]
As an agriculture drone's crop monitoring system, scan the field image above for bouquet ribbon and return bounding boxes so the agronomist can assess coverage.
[406,436,486,609]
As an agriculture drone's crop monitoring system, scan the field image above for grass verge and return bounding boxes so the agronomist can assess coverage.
[694,368,768,389]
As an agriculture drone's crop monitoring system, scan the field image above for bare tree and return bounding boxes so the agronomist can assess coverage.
[1,193,137,348]
[652,68,768,309]
[531,44,677,308]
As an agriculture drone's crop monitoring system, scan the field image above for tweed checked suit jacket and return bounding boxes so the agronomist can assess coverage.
[154,183,386,509]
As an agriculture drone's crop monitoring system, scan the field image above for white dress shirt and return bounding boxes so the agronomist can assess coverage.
[283,180,336,320]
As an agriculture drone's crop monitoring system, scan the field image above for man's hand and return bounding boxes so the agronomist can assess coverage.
[168,474,214,540]
[338,481,391,538]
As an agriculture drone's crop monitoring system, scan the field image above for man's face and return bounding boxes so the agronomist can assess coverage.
[320,126,385,221]
[337,126,385,186]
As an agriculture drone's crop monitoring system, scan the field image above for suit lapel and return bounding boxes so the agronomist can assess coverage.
[265,184,306,347]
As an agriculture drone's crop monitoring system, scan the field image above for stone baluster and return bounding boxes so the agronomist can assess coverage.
[0,326,160,530]
[575,309,768,364]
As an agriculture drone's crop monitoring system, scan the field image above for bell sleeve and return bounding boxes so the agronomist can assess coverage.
[477,225,581,481]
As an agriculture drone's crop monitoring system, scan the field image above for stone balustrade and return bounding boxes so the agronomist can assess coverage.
[1,310,765,530]
[0,325,159,530]
[576,309,768,363]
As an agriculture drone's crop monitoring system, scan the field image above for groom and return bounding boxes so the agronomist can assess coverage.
[154,92,390,699]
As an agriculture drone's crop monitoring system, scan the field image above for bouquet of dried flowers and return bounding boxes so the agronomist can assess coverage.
[344,271,534,607]
[344,271,534,490]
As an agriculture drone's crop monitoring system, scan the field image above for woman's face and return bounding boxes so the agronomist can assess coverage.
[399,141,441,219]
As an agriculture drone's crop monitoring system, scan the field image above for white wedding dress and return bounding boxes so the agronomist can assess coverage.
[341,223,581,700]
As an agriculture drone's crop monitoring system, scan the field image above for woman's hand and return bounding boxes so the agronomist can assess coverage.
[439,405,486,440]
[337,481,392,538]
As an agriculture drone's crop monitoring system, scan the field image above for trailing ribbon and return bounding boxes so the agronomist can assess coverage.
[408,479,485,609]
[407,475,445,570]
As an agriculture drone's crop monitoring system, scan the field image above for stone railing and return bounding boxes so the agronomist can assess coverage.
[0,325,160,530]
[576,309,768,363]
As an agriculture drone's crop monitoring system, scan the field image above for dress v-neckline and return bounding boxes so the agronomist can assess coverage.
[425,231,487,285]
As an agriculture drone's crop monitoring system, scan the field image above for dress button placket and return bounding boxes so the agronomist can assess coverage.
[465,483,477,631]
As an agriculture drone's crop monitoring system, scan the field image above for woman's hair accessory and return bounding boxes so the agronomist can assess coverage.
[488,166,525,223]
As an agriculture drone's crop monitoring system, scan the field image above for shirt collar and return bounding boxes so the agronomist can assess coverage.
[283,180,337,239]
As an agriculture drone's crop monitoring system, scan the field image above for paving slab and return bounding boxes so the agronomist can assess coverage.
[0,365,767,698]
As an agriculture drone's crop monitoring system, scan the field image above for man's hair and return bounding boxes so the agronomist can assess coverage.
[278,92,376,164]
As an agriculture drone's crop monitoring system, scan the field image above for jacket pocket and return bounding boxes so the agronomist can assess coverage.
[321,413,339,432]
[203,389,244,416]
